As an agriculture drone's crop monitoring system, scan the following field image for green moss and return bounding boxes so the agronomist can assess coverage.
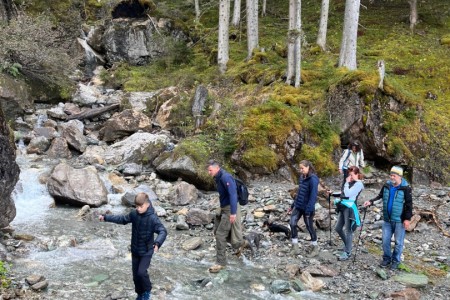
[0,260,11,289]
[242,147,278,172]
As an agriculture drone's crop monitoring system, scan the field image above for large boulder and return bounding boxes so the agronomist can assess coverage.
[103,132,169,165]
[101,17,188,65]
[47,163,108,207]
[59,120,87,153]
[0,108,20,227]
[99,109,152,142]
[0,74,33,122]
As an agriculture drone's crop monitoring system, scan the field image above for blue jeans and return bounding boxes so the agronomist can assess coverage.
[382,221,405,264]
[335,206,353,254]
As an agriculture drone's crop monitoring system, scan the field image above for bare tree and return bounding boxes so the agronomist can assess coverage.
[286,0,301,87]
[231,0,241,26]
[246,0,259,60]
[194,0,200,22]
[338,0,360,70]
[218,0,230,74]
[408,0,418,34]
[316,0,330,51]
[261,0,267,17]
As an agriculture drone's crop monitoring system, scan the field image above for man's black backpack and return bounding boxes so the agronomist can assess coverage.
[235,178,249,206]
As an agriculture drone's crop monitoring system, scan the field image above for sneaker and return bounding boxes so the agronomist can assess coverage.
[379,259,391,268]
[338,252,351,261]
[390,262,400,270]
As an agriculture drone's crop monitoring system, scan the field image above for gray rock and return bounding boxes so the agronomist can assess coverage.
[186,208,213,226]
[26,274,45,285]
[176,215,189,230]
[170,181,198,206]
[59,120,87,152]
[99,109,152,142]
[46,137,72,159]
[182,237,202,250]
[31,280,48,291]
[393,273,429,287]
[26,136,50,154]
[121,185,158,207]
[270,279,290,294]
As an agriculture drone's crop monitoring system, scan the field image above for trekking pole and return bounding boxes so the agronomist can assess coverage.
[328,192,332,245]
[352,207,367,264]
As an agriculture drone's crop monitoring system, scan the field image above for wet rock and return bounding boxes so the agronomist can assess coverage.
[270,279,290,294]
[182,237,202,250]
[31,280,49,291]
[392,273,429,287]
[47,104,67,120]
[26,136,50,154]
[291,279,306,291]
[25,274,45,285]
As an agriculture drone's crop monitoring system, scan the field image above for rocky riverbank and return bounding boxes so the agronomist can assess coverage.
[1,156,449,299]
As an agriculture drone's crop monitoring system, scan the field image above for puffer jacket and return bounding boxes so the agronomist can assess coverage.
[291,173,319,214]
[104,206,167,256]
[373,178,413,223]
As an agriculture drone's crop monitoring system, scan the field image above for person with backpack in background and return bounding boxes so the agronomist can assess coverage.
[207,160,248,273]
[363,166,412,270]
[338,141,365,191]
[99,192,167,300]
[334,166,364,261]
[288,160,320,258]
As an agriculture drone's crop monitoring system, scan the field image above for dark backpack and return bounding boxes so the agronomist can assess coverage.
[235,178,249,206]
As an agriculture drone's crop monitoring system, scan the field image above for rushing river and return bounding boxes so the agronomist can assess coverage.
[10,150,335,300]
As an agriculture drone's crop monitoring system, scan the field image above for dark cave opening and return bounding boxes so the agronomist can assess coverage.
[111,0,151,19]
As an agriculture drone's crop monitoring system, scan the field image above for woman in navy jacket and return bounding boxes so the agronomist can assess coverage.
[288,160,320,257]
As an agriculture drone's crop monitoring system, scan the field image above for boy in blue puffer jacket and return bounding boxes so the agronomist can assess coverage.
[99,192,167,300]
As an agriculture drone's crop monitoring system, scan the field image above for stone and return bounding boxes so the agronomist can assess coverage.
[390,287,421,300]
[270,279,290,294]
[121,185,158,207]
[46,137,72,159]
[285,264,300,279]
[300,271,324,292]
[31,280,49,291]
[182,237,202,250]
[291,279,306,292]
[99,109,152,142]
[170,181,198,206]
[393,274,429,287]
[175,215,189,230]
[186,208,213,226]
[26,136,50,154]
[303,264,339,277]
[26,275,45,285]
[59,120,87,152]
[376,268,388,280]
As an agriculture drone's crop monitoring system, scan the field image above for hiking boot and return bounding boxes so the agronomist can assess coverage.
[338,251,351,261]
[306,245,319,258]
[390,262,400,270]
[379,259,391,268]
[290,243,301,255]
[141,291,151,300]
[235,240,249,257]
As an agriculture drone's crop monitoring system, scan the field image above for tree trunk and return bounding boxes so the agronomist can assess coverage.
[408,0,418,34]
[231,0,241,27]
[286,0,296,85]
[218,0,230,74]
[261,0,267,17]
[246,0,259,60]
[316,0,330,51]
[338,0,360,70]
[294,0,301,87]
[194,0,200,22]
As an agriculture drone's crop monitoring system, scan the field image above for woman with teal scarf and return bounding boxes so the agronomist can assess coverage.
[334,166,364,261]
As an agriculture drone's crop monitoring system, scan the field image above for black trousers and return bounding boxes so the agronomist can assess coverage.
[289,208,317,242]
[341,168,349,191]
[132,254,152,294]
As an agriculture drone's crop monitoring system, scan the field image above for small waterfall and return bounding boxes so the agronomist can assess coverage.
[78,27,105,78]
[36,113,47,128]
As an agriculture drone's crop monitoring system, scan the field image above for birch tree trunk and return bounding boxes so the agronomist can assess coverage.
[218,0,230,74]
[286,0,296,85]
[338,0,360,70]
[231,0,241,27]
[194,0,200,22]
[246,0,259,60]
[294,0,301,87]
[261,0,267,17]
[316,0,330,51]
[408,0,418,34]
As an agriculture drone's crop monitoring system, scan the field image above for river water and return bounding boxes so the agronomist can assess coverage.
[10,151,335,300]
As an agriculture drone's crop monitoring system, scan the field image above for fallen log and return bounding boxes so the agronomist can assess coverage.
[66,104,120,121]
